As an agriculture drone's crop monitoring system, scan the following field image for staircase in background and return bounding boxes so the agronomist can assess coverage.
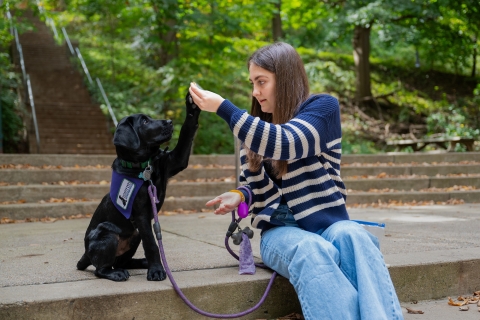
[15,10,115,154]
[1,153,479,221]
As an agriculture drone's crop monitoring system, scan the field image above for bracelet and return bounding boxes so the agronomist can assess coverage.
[237,186,252,207]
[229,190,245,203]
[231,189,249,218]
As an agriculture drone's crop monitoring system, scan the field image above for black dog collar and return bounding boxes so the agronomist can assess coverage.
[120,159,150,169]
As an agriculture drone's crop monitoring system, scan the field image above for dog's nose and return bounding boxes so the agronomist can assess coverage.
[166,120,173,126]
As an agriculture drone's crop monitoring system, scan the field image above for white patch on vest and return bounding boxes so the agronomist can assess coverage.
[116,178,136,210]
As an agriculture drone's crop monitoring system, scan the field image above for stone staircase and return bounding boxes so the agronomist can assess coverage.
[14,10,115,154]
[1,152,479,221]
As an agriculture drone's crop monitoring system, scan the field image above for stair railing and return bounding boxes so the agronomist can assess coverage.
[7,7,41,153]
[36,1,118,127]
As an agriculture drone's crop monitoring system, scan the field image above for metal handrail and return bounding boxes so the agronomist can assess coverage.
[74,47,93,84]
[26,75,41,153]
[46,17,59,40]
[61,27,75,55]
[96,78,118,126]
[7,8,41,153]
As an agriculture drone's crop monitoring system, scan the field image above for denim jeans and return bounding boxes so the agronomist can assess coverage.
[260,205,403,320]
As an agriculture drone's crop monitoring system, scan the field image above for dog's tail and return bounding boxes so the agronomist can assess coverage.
[77,254,91,270]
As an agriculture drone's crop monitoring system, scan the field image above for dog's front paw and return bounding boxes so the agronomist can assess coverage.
[95,267,130,281]
[185,92,201,117]
[147,265,167,281]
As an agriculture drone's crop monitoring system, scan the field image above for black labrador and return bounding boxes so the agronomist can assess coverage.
[77,93,201,281]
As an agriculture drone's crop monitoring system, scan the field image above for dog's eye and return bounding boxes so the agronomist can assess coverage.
[143,119,149,125]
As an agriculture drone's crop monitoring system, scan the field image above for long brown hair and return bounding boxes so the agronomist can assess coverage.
[246,42,310,177]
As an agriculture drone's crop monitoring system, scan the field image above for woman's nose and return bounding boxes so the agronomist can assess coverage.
[252,86,260,97]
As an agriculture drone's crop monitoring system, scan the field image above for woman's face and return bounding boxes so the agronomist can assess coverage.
[249,63,276,114]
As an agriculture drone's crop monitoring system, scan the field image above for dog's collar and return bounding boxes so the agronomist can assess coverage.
[117,148,165,171]
[119,159,150,169]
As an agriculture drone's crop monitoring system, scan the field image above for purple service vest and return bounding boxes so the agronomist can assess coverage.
[110,171,145,219]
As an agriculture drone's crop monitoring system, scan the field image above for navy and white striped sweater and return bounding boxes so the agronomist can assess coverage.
[217,94,349,233]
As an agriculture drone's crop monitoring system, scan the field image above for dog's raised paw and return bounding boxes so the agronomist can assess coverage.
[147,266,167,281]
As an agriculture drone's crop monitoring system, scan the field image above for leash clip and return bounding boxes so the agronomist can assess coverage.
[139,165,153,181]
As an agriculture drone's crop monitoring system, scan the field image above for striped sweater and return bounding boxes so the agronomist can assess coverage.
[217,94,349,233]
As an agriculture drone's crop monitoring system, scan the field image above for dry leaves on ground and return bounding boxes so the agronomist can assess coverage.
[0,163,110,170]
[159,208,212,216]
[169,176,236,183]
[346,198,466,209]
[0,213,92,224]
[0,199,27,205]
[343,161,480,168]
[39,197,98,203]
[406,307,424,314]
[188,164,235,169]
[448,292,480,312]
[346,173,429,180]
[347,185,477,193]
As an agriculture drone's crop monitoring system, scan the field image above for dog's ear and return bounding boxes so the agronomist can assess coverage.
[113,116,141,150]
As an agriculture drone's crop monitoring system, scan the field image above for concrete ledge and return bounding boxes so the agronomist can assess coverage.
[3,177,480,203]
[345,190,480,204]
[0,168,236,184]
[2,190,480,220]
[1,152,479,166]
[2,205,480,319]
[389,249,480,302]
[0,268,300,320]
[342,164,480,176]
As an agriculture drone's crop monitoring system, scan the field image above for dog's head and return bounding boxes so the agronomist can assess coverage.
[113,114,173,162]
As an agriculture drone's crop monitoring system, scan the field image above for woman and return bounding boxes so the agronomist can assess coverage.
[188,42,403,320]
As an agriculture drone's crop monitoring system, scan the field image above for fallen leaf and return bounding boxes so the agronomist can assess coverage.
[406,307,424,314]
[459,306,469,311]
[448,297,467,306]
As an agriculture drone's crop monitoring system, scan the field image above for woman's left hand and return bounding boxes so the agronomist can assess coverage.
[189,82,225,113]
[205,191,242,215]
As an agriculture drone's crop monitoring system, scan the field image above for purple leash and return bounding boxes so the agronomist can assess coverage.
[148,184,277,318]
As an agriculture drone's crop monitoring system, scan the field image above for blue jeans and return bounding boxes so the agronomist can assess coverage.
[260,205,403,319]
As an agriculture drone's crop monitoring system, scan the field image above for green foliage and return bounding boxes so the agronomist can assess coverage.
[3,0,477,155]
[0,2,26,153]
[426,93,480,140]
[0,59,24,153]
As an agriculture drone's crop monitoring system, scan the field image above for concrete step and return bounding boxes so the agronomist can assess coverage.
[2,152,479,167]
[1,153,479,220]
[2,205,480,319]
[35,147,116,155]
[1,177,479,203]
[2,190,480,220]
[0,163,478,184]
[0,168,233,184]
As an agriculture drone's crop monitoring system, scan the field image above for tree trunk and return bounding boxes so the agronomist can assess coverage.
[159,18,177,67]
[151,0,178,68]
[353,25,372,104]
[272,0,283,42]
[472,35,477,78]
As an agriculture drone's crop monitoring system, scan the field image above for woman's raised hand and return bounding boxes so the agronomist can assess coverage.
[188,82,225,113]
[206,191,242,215]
